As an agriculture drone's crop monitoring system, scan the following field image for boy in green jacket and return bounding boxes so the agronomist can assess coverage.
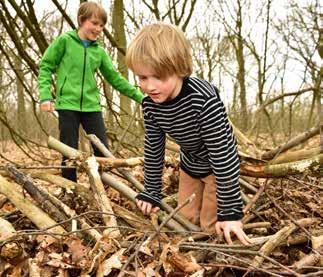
[38,1,143,182]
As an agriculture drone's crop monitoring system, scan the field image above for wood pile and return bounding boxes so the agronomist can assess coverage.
[0,133,322,276]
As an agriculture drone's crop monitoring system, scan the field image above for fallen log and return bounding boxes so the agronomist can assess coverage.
[6,166,69,228]
[270,147,320,165]
[84,156,120,239]
[241,154,322,177]
[48,136,143,168]
[0,175,66,234]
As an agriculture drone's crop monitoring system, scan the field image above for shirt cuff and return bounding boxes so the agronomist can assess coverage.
[40,99,54,103]
[135,192,163,209]
[217,211,244,222]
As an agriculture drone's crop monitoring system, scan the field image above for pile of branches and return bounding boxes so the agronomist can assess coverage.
[0,134,322,276]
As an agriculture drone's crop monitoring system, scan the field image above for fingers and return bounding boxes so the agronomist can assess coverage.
[152,206,160,213]
[215,221,251,245]
[223,228,233,245]
[235,229,250,245]
[136,199,159,215]
[215,222,223,237]
[40,102,54,112]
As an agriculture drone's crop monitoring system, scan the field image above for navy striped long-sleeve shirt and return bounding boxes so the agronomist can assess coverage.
[136,76,244,221]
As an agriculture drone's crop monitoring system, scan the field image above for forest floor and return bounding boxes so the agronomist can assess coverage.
[0,137,322,276]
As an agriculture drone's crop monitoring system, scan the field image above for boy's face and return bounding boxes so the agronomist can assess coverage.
[133,65,183,104]
[78,16,104,41]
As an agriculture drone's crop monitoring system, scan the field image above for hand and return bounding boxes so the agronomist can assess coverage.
[40,101,54,112]
[215,220,251,245]
[136,199,160,215]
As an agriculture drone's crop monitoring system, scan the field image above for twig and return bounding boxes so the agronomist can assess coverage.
[243,180,268,214]
[150,193,196,241]
[117,234,148,277]
[200,263,295,276]
[117,194,195,277]
[266,192,312,237]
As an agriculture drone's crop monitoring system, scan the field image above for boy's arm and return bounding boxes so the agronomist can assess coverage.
[99,52,144,103]
[200,95,250,245]
[38,36,66,102]
[136,105,165,208]
[199,95,244,222]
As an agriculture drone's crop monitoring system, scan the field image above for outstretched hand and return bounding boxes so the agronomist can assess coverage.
[215,220,251,245]
[136,199,160,215]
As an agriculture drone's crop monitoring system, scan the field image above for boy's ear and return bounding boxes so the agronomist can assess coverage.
[77,16,82,27]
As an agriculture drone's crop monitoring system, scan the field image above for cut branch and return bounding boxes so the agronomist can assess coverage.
[0,175,66,234]
[84,156,120,239]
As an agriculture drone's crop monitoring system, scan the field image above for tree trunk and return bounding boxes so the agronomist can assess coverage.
[15,54,26,140]
[235,0,248,131]
[112,0,132,130]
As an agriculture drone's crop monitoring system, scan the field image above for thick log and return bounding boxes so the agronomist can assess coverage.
[241,154,322,177]
[48,136,143,168]
[264,154,322,176]
[84,156,120,239]
[48,136,82,159]
[270,147,320,165]
[0,175,66,234]
[6,166,69,227]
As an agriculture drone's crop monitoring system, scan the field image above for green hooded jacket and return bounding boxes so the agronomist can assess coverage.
[38,30,143,111]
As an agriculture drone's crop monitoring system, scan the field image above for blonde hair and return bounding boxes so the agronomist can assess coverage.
[126,22,192,78]
[77,2,107,26]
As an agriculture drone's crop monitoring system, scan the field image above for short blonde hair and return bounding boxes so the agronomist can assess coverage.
[126,22,192,78]
[77,2,107,26]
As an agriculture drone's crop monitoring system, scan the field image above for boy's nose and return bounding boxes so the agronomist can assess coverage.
[145,81,156,92]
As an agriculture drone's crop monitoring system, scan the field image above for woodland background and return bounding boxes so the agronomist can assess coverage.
[0,0,322,276]
[0,0,321,158]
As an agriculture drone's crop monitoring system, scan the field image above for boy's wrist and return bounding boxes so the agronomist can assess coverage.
[136,192,162,209]
[217,212,244,222]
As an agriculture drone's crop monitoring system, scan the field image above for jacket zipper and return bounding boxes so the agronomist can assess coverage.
[59,77,67,96]
[80,48,87,110]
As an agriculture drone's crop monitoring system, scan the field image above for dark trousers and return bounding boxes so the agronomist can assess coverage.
[58,110,109,182]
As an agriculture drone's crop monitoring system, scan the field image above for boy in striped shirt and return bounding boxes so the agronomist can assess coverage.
[126,22,250,245]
